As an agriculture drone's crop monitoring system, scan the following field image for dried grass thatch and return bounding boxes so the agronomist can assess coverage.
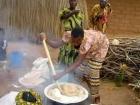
[0,0,88,40]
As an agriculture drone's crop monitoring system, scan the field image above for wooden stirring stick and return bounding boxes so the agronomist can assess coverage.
[42,39,63,93]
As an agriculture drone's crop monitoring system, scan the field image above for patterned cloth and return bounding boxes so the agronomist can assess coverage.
[0,40,7,61]
[62,30,109,62]
[58,8,83,65]
[90,3,111,32]
[63,29,109,95]
[75,59,102,95]
[58,43,78,65]
[59,8,83,31]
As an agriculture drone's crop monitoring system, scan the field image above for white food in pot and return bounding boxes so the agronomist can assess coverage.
[44,83,88,104]
[48,87,84,103]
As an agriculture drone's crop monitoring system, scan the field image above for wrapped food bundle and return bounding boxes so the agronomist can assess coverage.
[15,89,42,105]
[19,57,49,87]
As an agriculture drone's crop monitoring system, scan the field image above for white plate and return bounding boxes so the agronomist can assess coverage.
[0,91,18,105]
[19,77,45,88]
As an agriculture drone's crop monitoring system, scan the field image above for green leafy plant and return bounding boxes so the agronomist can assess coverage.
[115,64,128,87]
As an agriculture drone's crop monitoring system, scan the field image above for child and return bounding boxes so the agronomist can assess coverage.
[0,28,7,70]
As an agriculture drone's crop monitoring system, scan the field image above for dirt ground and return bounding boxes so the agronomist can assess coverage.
[0,42,138,105]
[100,81,137,105]
[86,0,140,39]
[0,71,138,105]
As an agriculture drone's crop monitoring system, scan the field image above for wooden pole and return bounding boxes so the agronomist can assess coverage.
[42,39,63,93]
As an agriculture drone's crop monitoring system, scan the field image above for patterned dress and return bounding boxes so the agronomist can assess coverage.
[62,29,109,96]
[90,3,111,33]
[58,8,84,65]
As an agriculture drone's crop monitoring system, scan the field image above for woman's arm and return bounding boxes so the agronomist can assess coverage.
[46,38,64,48]
[53,53,86,80]
[60,10,80,20]
[40,32,65,48]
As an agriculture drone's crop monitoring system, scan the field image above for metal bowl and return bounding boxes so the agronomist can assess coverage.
[44,82,89,104]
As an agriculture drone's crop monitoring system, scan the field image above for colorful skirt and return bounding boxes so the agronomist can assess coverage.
[75,58,102,95]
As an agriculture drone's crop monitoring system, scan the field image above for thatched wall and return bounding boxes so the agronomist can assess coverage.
[0,0,88,41]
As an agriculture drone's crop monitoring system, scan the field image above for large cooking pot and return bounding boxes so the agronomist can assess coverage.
[44,82,89,105]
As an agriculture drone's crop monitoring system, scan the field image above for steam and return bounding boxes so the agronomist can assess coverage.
[0,1,89,104]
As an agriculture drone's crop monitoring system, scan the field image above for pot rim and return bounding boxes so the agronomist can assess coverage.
[44,82,89,104]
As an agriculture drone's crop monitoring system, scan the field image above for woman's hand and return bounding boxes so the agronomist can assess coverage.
[53,71,66,80]
[40,32,47,40]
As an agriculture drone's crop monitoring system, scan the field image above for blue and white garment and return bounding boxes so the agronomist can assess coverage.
[0,40,7,61]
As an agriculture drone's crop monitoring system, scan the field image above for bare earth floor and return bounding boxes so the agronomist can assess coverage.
[0,42,138,105]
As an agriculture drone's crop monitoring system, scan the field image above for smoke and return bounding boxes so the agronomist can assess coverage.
[0,2,88,105]
[0,27,91,104]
